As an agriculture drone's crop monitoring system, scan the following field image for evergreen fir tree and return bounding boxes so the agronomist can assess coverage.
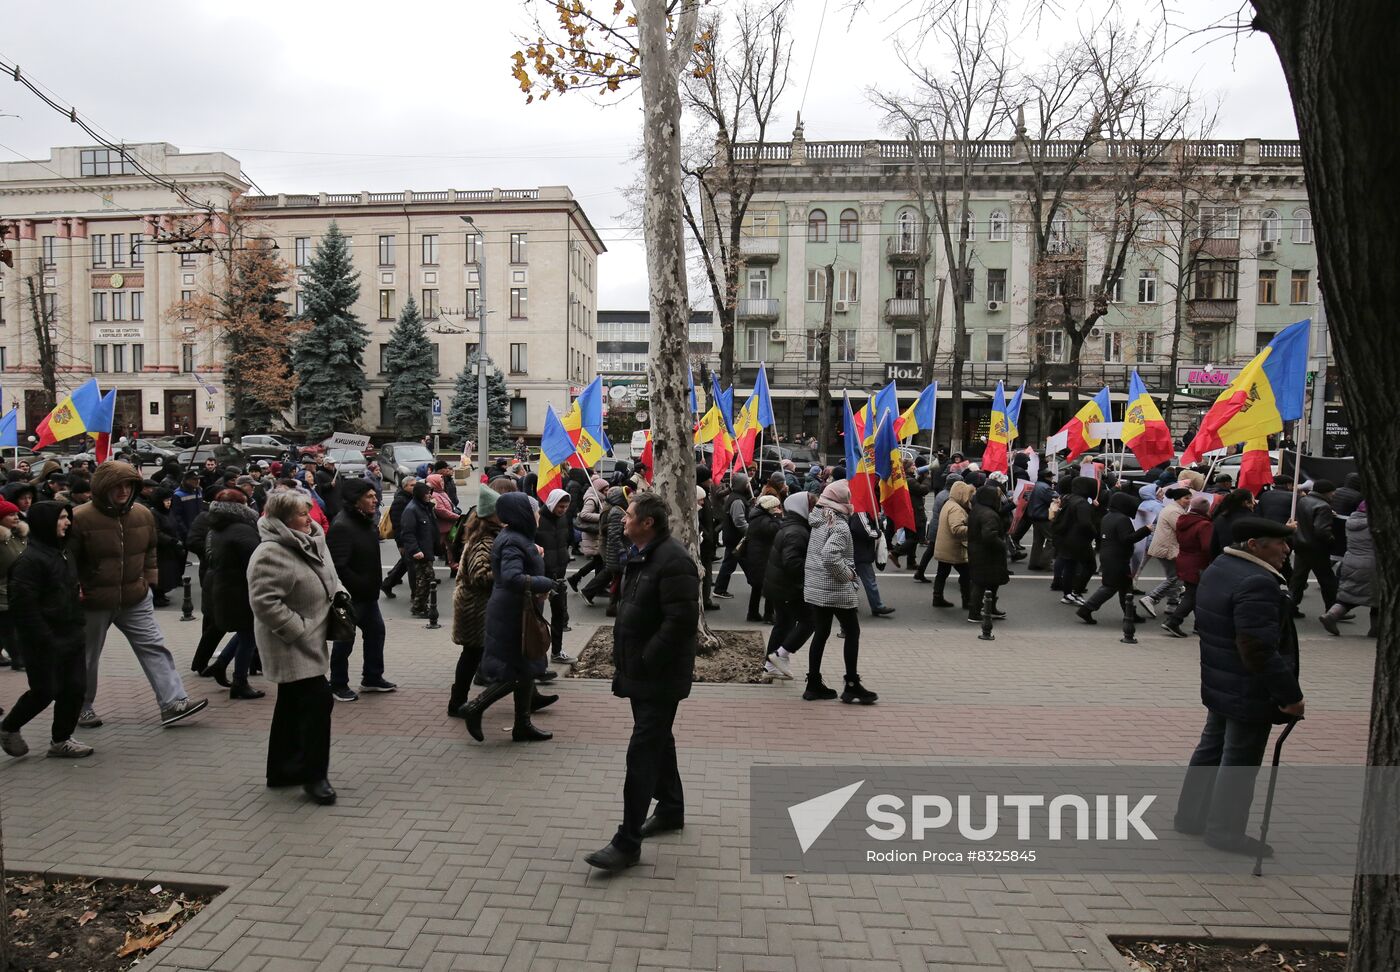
[291,222,369,438]
[382,296,436,438]
[448,352,512,450]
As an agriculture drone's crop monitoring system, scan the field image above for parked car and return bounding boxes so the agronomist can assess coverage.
[378,442,436,486]
[153,434,199,451]
[324,448,368,478]
[176,443,248,471]
[1,446,45,467]
[1211,449,1283,483]
[122,438,179,465]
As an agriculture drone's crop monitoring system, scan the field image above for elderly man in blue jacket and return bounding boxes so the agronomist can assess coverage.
[1175,515,1304,858]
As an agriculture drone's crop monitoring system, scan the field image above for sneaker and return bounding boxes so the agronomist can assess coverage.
[1069,593,1087,606]
[331,686,360,703]
[580,592,596,607]
[1161,621,1189,639]
[551,651,577,665]
[160,697,209,727]
[47,739,93,758]
[712,590,734,599]
[1059,595,1078,606]
[1138,595,1158,618]
[1075,608,1097,625]
[0,730,28,757]
[535,670,559,684]
[987,609,1007,620]
[359,678,398,693]
[765,652,793,679]
[78,708,103,729]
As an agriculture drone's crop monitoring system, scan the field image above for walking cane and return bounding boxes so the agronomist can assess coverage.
[1253,716,1301,877]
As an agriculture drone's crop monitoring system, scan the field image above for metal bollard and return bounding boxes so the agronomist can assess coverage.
[978,587,996,641]
[425,578,441,629]
[1120,591,1137,644]
[179,576,196,622]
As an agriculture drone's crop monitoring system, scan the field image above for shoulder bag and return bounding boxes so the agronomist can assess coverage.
[521,585,552,661]
[327,590,358,643]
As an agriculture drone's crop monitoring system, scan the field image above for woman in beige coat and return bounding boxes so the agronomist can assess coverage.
[931,481,975,609]
[247,491,345,806]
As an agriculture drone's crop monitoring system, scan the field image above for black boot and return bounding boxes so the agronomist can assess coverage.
[840,675,878,705]
[802,673,838,702]
[448,645,484,717]
[512,681,553,742]
[229,678,266,700]
[530,685,559,712]
[201,657,231,688]
[463,680,514,742]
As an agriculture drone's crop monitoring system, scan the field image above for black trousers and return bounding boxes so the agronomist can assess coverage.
[267,676,333,787]
[933,561,971,606]
[1,644,84,743]
[570,554,602,587]
[699,546,716,604]
[449,645,483,713]
[807,606,860,681]
[612,697,684,854]
[548,586,568,654]
[384,548,410,590]
[0,610,15,660]
[582,564,615,600]
[767,596,814,656]
[1288,546,1338,609]
[745,571,770,621]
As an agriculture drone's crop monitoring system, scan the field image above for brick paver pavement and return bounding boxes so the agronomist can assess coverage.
[0,555,1368,971]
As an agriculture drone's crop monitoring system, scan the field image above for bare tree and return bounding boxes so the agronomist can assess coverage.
[23,267,61,416]
[814,260,835,452]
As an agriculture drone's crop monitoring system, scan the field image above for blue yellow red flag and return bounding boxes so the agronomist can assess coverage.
[896,383,937,439]
[0,408,16,450]
[1006,381,1026,442]
[35,378,101,448]
[1121,370,1174,470]
[874,410,915,530]
[981,381,1011,474]
[1055,386,1112,462]
[91,389,118,463]
[537,404,577,497]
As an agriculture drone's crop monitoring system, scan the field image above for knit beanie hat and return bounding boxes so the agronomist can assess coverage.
[476,484,500,519]
[757,494,782,513]
[0,499,18,518]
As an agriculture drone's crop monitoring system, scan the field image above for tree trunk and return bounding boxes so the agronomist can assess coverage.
[816,263,836,460]
[949,298,966,454]
[24,272,58,411]
[719,301,737,389]
[1253,4,1400,969]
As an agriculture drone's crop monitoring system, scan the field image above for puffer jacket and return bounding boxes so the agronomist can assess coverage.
[934,482,975,564]
[849,513,880,565]
[1293,492,1335,552]
[576,480,606,557]
[537,504,572,580]
[1051,477,1100,560]
[1147,501,1186,560]
[246,517,344,684]
[399,490,438,560]
[69,462,158,611]
[803,507,858,610]
[1336,511,1374,607]
[451,514,501,648]
[479,493,557,683]
[1174,511,1214,584]
[206,501,260,634]
[763,493,811,604]
[611,533,699,701]
[1026,480,1055,522]
[743,504,782,577]
[8,502,85,657]
[1097,491,1151,585]
[327,503,384,602]
[0,520,28,612]
[966,486,1009,588]
[602,487,629,571]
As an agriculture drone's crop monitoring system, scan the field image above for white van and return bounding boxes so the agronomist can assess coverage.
[630,430,649,457]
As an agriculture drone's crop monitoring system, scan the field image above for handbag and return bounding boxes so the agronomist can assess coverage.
[378,506,394,540]
[521,586,552,661]
[327,590,358,643]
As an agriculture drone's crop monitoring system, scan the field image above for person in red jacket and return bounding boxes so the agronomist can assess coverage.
[1162,496,1214,638]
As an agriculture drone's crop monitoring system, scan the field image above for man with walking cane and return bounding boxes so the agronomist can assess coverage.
[1174,516,1304,858]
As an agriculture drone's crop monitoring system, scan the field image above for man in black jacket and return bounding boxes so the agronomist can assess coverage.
[327,479,396,703]
[1289,479,1338,612]
[584,492,699,873]
[696,466,719,610]
[380,475,417,598]
[400,482,439,618]
[1020,469,1057,570]
[1076,491,1152,624]
[537,488,575,665]
[712,473,751,598]
[1255,475,1295,524]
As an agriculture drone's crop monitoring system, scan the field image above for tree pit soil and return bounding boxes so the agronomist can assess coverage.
[1,873,213,971]
[569,626,768,684]
[1115,938,1346,972]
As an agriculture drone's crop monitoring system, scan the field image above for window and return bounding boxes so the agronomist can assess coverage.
[1036,330,1064,362]
[464,341,478,362]
[1292,207,1313,244]
[807,209,827,243]
[180,250,196,267]
[1048,213,1071,253]
[894,268,917,300]
[111,234,126,267]
[295,291,306,316]
[421,289,440,319]
[93,344,108,372]
[1135,331,1156,362]
[510,232,528,263]
[295,237,310,267]
[378,344,390,374]
[92,292,107,321]
[893,331,916,362]
[378,290,395,320]
[745,327,768,361]
[175,290,191,318]
[1138,270,1158,304]
[132,343,144,372]
[836,269,859,303]
[421,234,439,265]
[79,148,137,176]
[42,237,56,268]
[510,287,528,319]
[112,344,126,373]
[835,329,857,362]
[91,234,107,266]
[1255,330,1276,354]
[744,209,778,238]
[1257,269,1278,304]
[181,343,195,373]
[510,342,528,373]
[804,329,822,363]
[958,267,974,303]
[41,293,55,321]
[111,291,127,321]
[510,397,527,428]
[130,233,144,266]
[1193,260,1239,300]
[0,298,4,325]
[896,209,918,250]
[1139,211,1162,242]
[986,268,1007,303]
[1198,206,1240,240]
[839,209,859,243]
[1104,331,1125,363]
[958,332,972,359]
[430,342,440,375]
[1260,209,1281,243]
[464,232,479,265]
[986,332,1005,363]
[0,347,7,372]
[959,209,976,242]
[131,291,143,321]
[377,235,395,266]
[465,288,479,318]
[1105,277,1123,303]
[1290,269,1311,304]
[806,269,827,303]
[746,268,769,300]
[988,210,1008,242]
[1192,332,1215,365]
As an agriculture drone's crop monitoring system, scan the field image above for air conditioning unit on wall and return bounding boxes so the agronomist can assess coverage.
[769,329,787,341]
[833,300,850,313]
[986,300,1002,312]
[1261,239,1277,254]
[1089,326,1104,339]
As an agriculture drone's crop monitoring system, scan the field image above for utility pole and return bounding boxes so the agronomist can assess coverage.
[462,216,489,470]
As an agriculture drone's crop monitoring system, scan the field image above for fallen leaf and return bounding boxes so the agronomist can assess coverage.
[10,908,27,919]
[47,952,59,959]
[138,903,181,926]
[149,884,163,895]
[78,910,98,926]
[117,928,169,958]
[14,883,36,894]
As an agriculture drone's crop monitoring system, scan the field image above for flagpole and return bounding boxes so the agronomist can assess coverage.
[1288,386,1310,521]
[861,410,889,519]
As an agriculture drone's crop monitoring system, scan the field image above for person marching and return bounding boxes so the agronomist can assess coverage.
[763,491,813,680]
[1161,495,1215,638]
[801,481,877,705]
[327,478,397,703]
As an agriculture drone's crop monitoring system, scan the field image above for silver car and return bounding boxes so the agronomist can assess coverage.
[324,448,368,478]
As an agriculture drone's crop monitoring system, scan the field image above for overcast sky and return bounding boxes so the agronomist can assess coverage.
[1,1,1296,308]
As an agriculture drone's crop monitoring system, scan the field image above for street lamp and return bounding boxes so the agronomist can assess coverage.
[461,215,489,471]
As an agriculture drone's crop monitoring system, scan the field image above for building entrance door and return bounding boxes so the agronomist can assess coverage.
[114,390,143,440]
[164,390,196,436]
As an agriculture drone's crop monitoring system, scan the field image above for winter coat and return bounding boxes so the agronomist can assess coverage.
[430,487,459,544]
[1211,508,1253,560]
[611,533,699,702]
[479,493,557,683]
[172,485,204,539]
[399,496,438,560]
[68,463,159,611]
[537,508,572,579]
[0,521,28,612]
[803,508,859,610]
[186,511,213,579]
[1195,547,1302,724]
[602,488,629,571]
[363,470,384,510]
[907,478,930,537]
[577,486,605,557]
[1026,481,1056,522]
[151,498,186,594]
[328,505,384,602]
[1331,475,1363,517]
[698,488,719,557]
[742,505,782,578]
[966,486,1010,588]
[764,494,811,604]
[387,487,413,543]
[8,503,85,658]
[1147,501,1186,560]
[452,515,501,648]
[1174,511,1215,585]
[1051,477,1100,560]
[722,488,751,549]
[1336,511,1374,606]
[206,501,261,633]
[315,471,343,522]
[1255,487,1294,525]
[934,482,975,564]
[246,516,344,684]
[849,513,880,566]
[1293,492,1335,552]
[1097,492,1151,586]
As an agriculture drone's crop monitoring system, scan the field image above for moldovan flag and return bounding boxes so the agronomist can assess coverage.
[694,383,734,482]
[896,383,937,439]
[638,431,654,484]
[732,364,774,469]
[981,381,1012,474]
[536,405,577,498]
[1055,386,1112,462]
[35,378,102,448]
[874,408,915,530]
[562,377,607,467]
[1237,438,1273,496]
[687,365,698,415]
[1181,319,1311,464]
[844,392,879,517]
[1005,381,1026,441]
[852,381,898,446]
[1121,369,1174,471]
[91,390,118,464]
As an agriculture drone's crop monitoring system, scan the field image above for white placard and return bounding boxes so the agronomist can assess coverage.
[324,432,371,451]
[1045,430,1069,454]
[1086,421,1123,439]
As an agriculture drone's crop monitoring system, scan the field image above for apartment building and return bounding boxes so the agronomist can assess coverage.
[0,143,604,438]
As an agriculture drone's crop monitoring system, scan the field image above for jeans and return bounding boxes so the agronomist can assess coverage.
[84,591,189,711]
[267,675,333,787]
[854,562,885,613]
[767,597,814,656]
[1175,710,1273,841]
[611,697,684,854]
[807,606,860,681]
[214,630,258,681]
[714,547,742,595]
[1,645,84,743]
[330,598,386,688]
[1146,560,1181,601]
[1288,546,1338,609]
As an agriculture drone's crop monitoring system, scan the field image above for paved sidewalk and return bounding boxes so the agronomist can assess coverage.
[0,562,1368,971]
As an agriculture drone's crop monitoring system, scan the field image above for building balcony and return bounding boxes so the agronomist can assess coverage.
[1187,298,1238,325]
[740,236,781,264]
[884,297,930,323]
[737,297,781,322]
[886,236,927,264]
